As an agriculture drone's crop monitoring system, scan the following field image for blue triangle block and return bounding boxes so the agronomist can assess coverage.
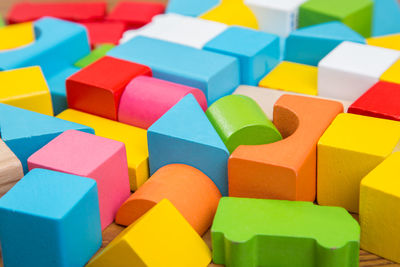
[148,94,229,195]
[166,0,219,17]
[285,22,366,66]
[372,0,400,36]
[0,104,94,173]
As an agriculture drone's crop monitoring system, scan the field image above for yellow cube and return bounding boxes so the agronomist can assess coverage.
[360,152,400,263]
[317,113,400,213]
[0,22,35,51]
[0,66,53,116]
[367,34,400,51]
[380,59,400,85]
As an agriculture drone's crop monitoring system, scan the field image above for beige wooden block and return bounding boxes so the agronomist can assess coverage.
[0,140,24,198]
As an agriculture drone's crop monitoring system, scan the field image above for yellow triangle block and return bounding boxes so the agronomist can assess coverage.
[367,34,400,51]
[87,199,212,267]
[0,22,35,50]
[380,59,400,85]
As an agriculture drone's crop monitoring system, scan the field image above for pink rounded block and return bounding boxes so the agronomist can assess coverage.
[27,130,131,230]
[117,76,208,129]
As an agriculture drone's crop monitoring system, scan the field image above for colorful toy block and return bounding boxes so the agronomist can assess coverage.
[318,113,400,213]
[148,94,229,195]
[206,95,282,153]
[371,0,400,37]
[87,199,212,267]
[28,130,131,230]
[381,59,400,84]
[203,26,280,86]
[0,22,34,50]
[0,168,102,267]
[0,140,23,198]
[57,109,148,191]
[118,76,207,129]
[0,16,4,27]
[229,95,343,201]
[360,152,400,263]
[0,66,53,116]
[82,22,125,48]
[116,164,221,235]
[259,61,318,95]
[66,56,152,121]
[166,0,219,17]
[108,36,240,104]
[318,42,400,102]
[285,22,365,66]
[74,44,115,69]
[212,197,360,267]
[299,0,374,38]
[367,34,400,51]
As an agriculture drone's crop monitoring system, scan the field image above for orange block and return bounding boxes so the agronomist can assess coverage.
[115,164,221,235]
[229,95,343,201]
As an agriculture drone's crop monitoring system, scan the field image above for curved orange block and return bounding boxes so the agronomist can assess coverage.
[229,95,343,201]
[115,164,221,235]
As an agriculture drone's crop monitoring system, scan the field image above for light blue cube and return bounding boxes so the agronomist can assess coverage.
[166,0,220,17]
[372,0,400,36]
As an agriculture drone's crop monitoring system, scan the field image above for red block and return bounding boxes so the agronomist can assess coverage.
[106,1,166,29]
[82,22,126,48]
[7,2,107,24]
[66,56,152,120]
[349,81,400,121]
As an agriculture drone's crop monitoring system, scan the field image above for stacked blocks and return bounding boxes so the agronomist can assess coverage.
[0,139,23,198]
[0,22,35,50]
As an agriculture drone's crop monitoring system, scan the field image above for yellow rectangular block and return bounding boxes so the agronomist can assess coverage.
[57,109,149,190]
[0,22,35,50]
[317,113,400,213]
[380,59,400,85]
[367,34,400,51]
[87,199,212,267]
[360,152,400,263]
[258,61,318,96]
[0,66,53,116]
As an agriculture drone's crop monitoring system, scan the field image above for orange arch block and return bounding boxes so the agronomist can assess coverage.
[115,164,221,235]
[229,95,343,201]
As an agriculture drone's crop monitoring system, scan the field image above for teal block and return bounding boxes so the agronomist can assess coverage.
[107,36,240,104]
[166,0,220,16]
[372,0,400,36]
[285,22,365,66]
[0,169,102,267]
[148,94,229,195]
[204,26,280,86]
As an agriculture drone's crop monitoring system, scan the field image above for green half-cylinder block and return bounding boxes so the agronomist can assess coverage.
[74,44,115,68]
[206,95,282,153]
[212,197,360,267]
[299,0,374,38]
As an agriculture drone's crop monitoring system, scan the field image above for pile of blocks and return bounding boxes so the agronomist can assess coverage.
[0,0,400,266]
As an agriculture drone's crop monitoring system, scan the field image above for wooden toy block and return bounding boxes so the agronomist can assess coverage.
[118,76,207,129]
[7,2,107,24]
[371,0,400,37]
[57,109,148,191]
[0,22,34,51]
[66,56,152,121]
[166,0,219,17]
[108,36,240,104]
[74,44,115,69]
[148,94,229,195]
[244,0,307,37]
[87,199,212,267]
[0,168,102,267]
[203,26,280,86]
[318,41,400,102]
[206,95,282,153]
[285,22,365,66]
[299,0,374,38]
[116,164,221,235]
[360,152,400,263]
[82,22,125,48]
[106,1,166,29]
[0,140,23,198]
[367,34,400,51]
[259,61,318,95]
[349,81,400,121]
[0,104,94,173]
[28,130,131,230]
[0,66,53,116]
[120,14,228,49]
[229,95,343,201]
[381,59,400,84]
[212,197,360,267]
[317,113,400,213]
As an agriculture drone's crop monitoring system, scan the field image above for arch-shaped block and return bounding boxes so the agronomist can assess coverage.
[229,94,343,201]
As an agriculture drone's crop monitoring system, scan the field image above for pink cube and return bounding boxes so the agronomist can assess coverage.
[27,130,131,230]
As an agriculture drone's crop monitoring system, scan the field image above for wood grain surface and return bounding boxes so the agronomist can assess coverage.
[0,0,399,266]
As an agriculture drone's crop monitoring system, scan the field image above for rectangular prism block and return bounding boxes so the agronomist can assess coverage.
[0,139,23,198]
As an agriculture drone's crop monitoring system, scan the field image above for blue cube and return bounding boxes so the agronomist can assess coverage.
[166,0,219,17]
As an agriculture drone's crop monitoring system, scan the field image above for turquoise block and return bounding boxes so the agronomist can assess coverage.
[107,36,240,104]
[148,94,229,195]
[204,26,280,86]
[166,0,220,16]
[0,169,102,267]
[285,22,365,66]
[0,104,94,173]
[372,0,400,36]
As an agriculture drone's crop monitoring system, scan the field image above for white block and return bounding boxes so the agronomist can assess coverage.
[120,13,228,49]
[318,41,400,102]
[245,0,307,37]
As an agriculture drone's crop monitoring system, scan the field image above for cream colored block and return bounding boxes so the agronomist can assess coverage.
[0,139,24,198]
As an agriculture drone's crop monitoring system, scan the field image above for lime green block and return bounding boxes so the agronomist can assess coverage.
[206,95,282,154]
[0,16,4,28]
[74,44,115,68]
[212,197,360,267]
[299,0,373,38]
